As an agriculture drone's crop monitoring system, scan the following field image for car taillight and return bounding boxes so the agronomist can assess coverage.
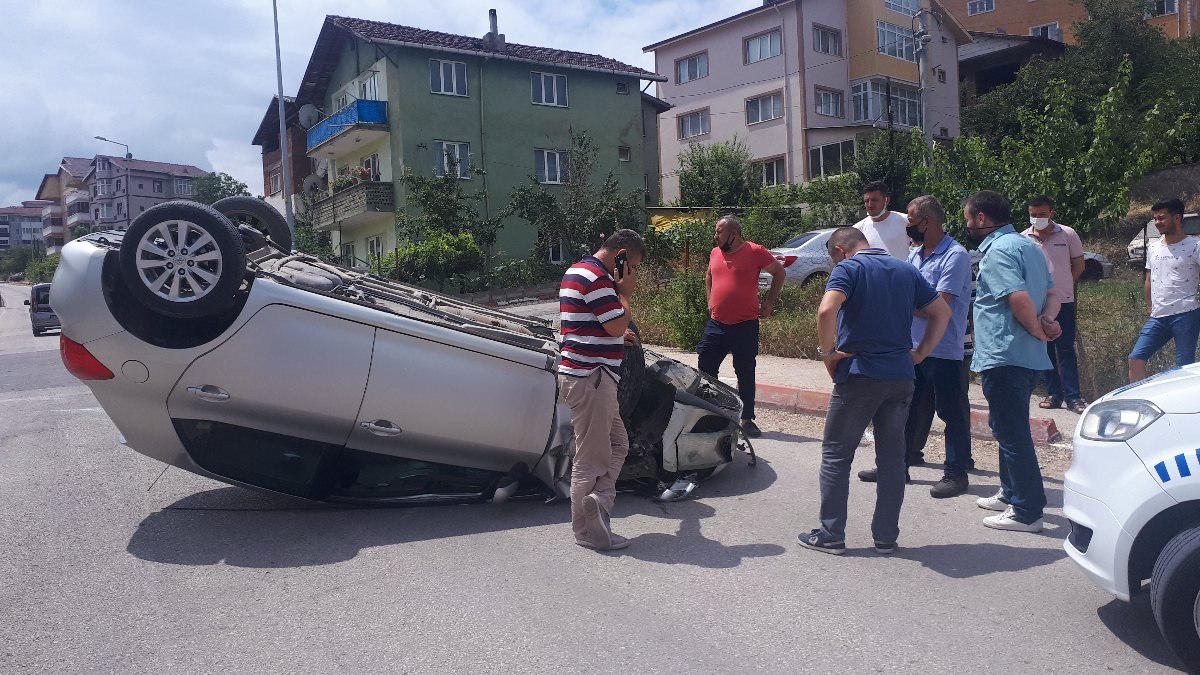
[776,255,797,268]
[60,335,114,381]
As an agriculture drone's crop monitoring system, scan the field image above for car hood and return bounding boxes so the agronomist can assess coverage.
[1102,364,1200,413]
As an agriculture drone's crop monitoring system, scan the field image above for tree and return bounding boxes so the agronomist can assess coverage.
[675,137,759,207]
[193,172,250,205]
[508,130,645,263]
[396,154,501,255]
[851,130,928,206]
[293,189,336,260]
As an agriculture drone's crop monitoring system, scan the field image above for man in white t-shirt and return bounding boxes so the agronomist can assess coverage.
[854,181,911,259]
[1129,198,1200,383]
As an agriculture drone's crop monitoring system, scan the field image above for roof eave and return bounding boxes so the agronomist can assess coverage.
[642,0,795,53]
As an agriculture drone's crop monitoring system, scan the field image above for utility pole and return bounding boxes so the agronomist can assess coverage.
[914,9,935,166]
[272,0,296,252]
[885,76,895,195]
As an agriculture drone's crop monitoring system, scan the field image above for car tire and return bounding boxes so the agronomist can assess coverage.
[618,320,645,420]
[31,328,40,337]
[212,196,292,252]
[1151,524,1200,672]
[119,201,246,320]
[802,271,829,287]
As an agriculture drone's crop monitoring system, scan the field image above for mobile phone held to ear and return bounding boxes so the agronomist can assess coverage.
[615,252,627,280]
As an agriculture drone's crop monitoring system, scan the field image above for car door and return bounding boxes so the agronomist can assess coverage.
[346,327,557,475]
[166,304,374,498]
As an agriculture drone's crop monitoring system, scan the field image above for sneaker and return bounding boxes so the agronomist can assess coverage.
[983,506,1044,533]
[740,419,762,438]
[797,529,846,555]
[930,475,969,499]
[857,468,911,483]
[577,493,613,549]
[976,489,1010,511]
[874,541,897,555]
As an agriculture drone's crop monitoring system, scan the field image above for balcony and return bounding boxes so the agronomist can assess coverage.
[312,181,395,230]
[307,100,389,158]
[42,218,65,238]
[66,212,92,228]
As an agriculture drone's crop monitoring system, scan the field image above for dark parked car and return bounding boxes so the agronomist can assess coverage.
[25,283,60,336]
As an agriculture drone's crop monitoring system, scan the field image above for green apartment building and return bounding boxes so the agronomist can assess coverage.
[289,12,667,264]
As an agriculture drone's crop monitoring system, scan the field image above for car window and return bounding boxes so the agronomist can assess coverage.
[1184,216,1200,236]
[34,288,50,305]
[783,232,819,249]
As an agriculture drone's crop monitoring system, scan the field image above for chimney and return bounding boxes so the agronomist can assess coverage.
[483,8,506,52]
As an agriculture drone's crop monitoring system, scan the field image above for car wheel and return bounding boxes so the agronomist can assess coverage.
[31,328,40,337]
[211,196,292,252]
[119,201,246,320]
[618,320,646,420]
[1151,524,1200,671]
[1082,259,1102,281]
[802,271,829,287]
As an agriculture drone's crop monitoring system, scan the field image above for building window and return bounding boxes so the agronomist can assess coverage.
[548,239,569,265]
[851,80,923,128]
[675,52,709,84]
[335,93,349,110]
[434,141,470,178]
[746,93,784,125]
[937,68,947,83]
[116,202,124,216]
[95,179,113,197]
[176,179,193,196]
[138,183,144,189]
[97,203,113,219]
[808,140,856,179]
[618,146,631,162]
[153,180,163,194]
[877,21,917,62]
[360,153,380,181]
[616,82,629,95]
[745,30,781,64]
[967,0,994,15]
[814,88,844,117]
[116,179,123,192]
[359,71,379,101]
[367,235,384,261]
[678,109,711,139]
[813,26,842,56]
[97,159,111,171]
[885,0,920,15]
[1151,0,1177,14]
[140,206,145,212]
[341,243,356,264]
[531,72,568,107]
[1030,22,1063,40]
[269,171,282,195]
[535,149,568,184]
[753,157,786,187]
[430,59,468,96]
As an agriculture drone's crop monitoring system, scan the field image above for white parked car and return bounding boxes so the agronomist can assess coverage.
[758,228,838,290]
[1064,365,1200,671]
[1126,213,1200,269]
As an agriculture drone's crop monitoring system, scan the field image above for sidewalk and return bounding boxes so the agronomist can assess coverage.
[645,344,1077,445]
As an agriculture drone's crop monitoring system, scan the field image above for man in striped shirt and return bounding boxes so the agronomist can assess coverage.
[559,229,645,552]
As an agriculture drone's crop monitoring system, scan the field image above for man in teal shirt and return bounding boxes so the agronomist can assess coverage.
[964,191,1061,533]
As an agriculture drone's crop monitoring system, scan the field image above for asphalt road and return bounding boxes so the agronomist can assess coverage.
[0,282,1185,673]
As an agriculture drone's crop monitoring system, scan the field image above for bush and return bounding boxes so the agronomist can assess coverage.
[640,271,709,349]
[383,231,482,291]
[1076,279,1176,401]
[643,216,714,275]
[25,254,60,283]
[486,257,566,289]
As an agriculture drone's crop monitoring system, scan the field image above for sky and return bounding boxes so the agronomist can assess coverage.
[0,0,758,206]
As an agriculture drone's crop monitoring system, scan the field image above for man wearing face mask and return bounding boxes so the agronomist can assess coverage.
[857,196,974,498]
[854,181,912,259]
[1022,196,1086,414]
[699,215,786,438]
[964,191,1061,533]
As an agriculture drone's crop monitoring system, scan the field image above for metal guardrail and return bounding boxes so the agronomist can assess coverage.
[306,100,388,153]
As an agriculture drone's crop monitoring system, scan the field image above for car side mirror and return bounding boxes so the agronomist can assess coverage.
[24,300,30,305]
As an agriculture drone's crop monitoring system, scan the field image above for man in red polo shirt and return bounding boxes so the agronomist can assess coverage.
[700,215,786,437]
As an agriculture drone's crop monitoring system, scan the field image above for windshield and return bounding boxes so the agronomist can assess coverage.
[782,232,820,249]
[34,287,50,305]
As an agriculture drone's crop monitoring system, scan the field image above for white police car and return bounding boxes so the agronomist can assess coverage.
[1065,364,1200,671]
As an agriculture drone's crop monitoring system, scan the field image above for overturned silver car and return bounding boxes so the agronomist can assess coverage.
[53,200,750,505]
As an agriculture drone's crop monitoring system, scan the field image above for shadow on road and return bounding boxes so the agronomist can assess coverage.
[1097,596,1186,672]
[127,456,779,569]
[898,542,1066,578]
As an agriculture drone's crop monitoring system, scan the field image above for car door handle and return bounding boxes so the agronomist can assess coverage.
[187,385,230,402]
[360,420,403,437]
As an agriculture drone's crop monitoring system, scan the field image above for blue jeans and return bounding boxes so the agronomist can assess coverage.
[905,357,973,478]
[1129,307,1200,366]
[981,366,1046,523]
[697,319,759,420]
[1045,301,1081,402]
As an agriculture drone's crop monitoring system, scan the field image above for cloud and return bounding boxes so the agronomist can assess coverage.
[0,0,755,206]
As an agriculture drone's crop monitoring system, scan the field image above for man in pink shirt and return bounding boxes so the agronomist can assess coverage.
[1022,196,1086,413]
[700,215,786,437]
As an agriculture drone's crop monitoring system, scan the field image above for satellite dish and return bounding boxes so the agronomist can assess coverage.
[298,104,320,129]
[301,175,322,193]
[315,159,330,177]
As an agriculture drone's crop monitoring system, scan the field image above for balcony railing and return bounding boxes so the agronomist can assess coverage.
[307,100,389,155]
[312,181,395,230]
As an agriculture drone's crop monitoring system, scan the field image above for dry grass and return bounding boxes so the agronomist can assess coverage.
[1075,279,1177,401]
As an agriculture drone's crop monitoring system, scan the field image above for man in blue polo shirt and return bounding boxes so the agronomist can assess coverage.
[798,227,951,556]
[857,195,974,498]
[965,191,1061,534]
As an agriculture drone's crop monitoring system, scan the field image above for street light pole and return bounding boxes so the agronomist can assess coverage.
[93,135,131,159]
[272,0,296,252]
[913,9,935,166]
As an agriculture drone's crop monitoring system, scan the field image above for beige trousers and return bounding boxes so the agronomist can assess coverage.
[559,370,630,543]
